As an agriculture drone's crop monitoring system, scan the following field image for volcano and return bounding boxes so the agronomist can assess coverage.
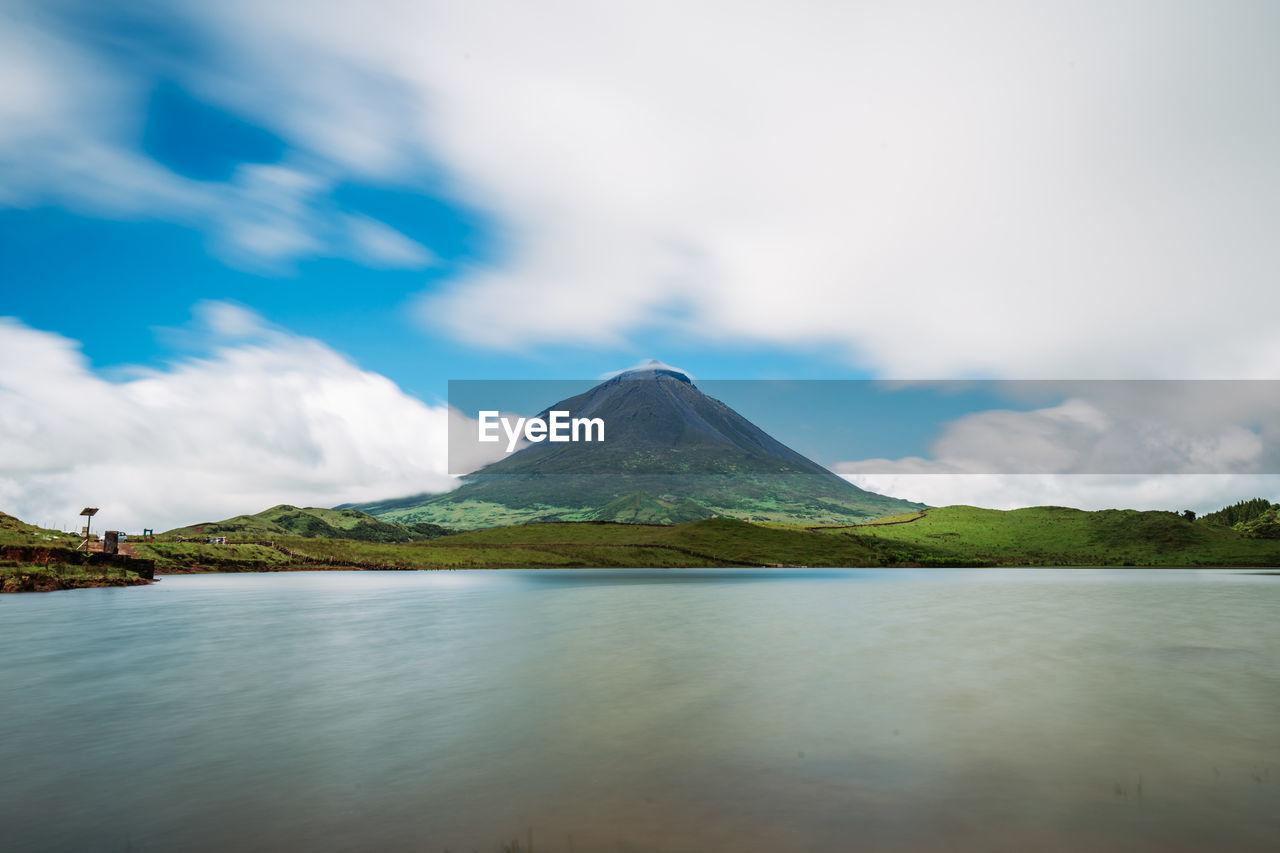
[357,365,923,528]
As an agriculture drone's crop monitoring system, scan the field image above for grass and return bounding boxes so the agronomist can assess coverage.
[144,537,727,570]
[164,504,449,542]
[1,511,156,591]
[0,511,78,547]
[375,471,921,529]
[133,517,880,570]
[132,541,294,572]
[0,558,151,592]
[8,505,1280,581]
[144,507,1280,572]
[821,505,1280,566]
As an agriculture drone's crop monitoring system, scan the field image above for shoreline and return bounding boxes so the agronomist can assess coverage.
[1,570,154,593]
[7,563,1279,593]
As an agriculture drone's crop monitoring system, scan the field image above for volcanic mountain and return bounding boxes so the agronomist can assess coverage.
[356,365,924,528]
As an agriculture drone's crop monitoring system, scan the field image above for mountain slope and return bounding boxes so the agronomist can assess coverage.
[362,366,922,528]
[164,505,449,542]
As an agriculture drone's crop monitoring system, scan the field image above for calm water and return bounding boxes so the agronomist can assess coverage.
[1,569,1278,852]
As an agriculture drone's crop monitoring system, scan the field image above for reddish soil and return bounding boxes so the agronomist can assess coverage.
[86,540,140,557]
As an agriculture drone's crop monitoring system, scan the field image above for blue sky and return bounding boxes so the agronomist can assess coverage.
[3,1,1280,529]
[0,6,872,388]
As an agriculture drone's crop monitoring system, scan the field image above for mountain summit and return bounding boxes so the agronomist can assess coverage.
[358,369,923,528]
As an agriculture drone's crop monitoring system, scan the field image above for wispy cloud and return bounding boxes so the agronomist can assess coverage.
[0,2,432,272]
[7,1,1280,379]
[344,214,436,269]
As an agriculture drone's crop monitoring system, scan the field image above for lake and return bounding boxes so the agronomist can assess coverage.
[1,569,1277,851]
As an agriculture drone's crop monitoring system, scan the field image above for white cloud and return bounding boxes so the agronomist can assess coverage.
[156,0,1280,378]
[446,406,528,476]
[193,300,268,339]
[0,3,431,272]
[7,1,1280,379]
[209,165,435,272]
[598,359,694,381]
[839,473,1280,516]
[344,214,436,269]
[0,310,458,532]
[834,381,1280,510]
[838,383,1280,476]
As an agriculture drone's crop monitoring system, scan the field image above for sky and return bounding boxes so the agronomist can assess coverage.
[3,0,1280,531]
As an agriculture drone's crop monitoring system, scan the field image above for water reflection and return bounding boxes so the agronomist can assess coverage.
[1,569,1277,851]
[511,567,880,588]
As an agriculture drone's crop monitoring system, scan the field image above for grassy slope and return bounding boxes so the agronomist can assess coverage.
[378,498,584,530]
[444,518,882,566]
[829,505,1280,566]
[377,480,918,529]
[1,511,152,591]
[164,505,448,542]
[131,518,877,570]
[0,511,77,547]
[132,542,293,573]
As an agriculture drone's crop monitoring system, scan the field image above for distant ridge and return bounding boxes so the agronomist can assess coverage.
[163,505,449,541]
[352,366,923,528]
[1198,498,1280,538]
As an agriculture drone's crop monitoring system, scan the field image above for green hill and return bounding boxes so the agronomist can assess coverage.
[0,511,76,547]
[147,504,1280,571]
[830,505,1280,566]
[1197,498,1280,539]
[1237,506,1280,539]
[163,505,451,542]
